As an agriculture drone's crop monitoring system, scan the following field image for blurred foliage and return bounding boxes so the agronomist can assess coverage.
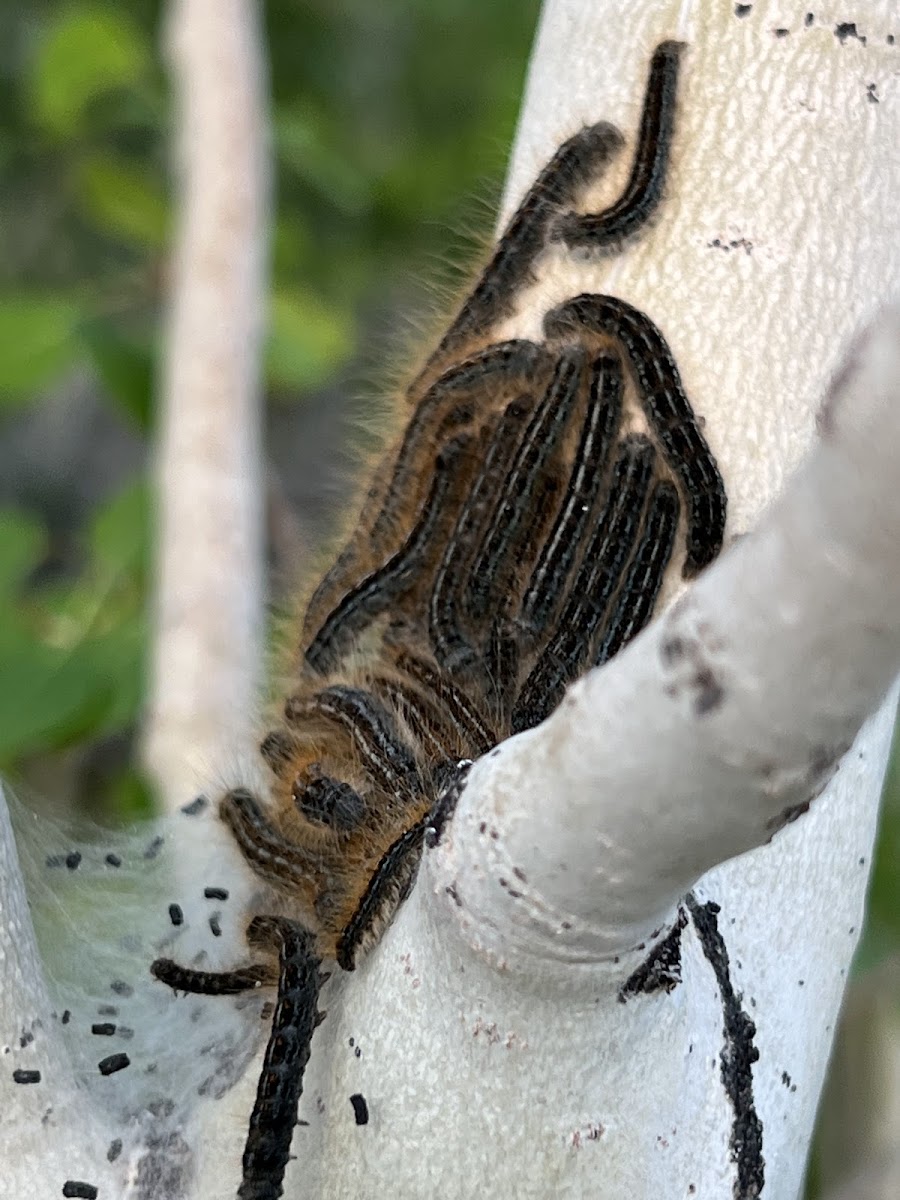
[0,0,539,818]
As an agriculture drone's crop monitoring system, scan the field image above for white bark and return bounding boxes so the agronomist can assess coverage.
[2,2,899,1198]
[141,0,269,812]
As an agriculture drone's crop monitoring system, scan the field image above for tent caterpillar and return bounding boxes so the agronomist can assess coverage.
[151,38,726,1200]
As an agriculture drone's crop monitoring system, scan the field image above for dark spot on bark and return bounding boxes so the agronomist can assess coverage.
[91,1023,116,1036]
[208,913,222,938]
[168,904,183,927]
[105,853,121,868]
[687,894,764,1199]
[144,835,164,860]
[110,980,133,997]
[107,1138,123,1162]
[866,83,879,103]
[619,909,688,1001]
[65,851,82,870]
[661,622,726,716]
[781,1071,792,1087]
[735,3,753,15]
[661,635,685,664]
[350,1093,369,1125]
[513,867,527,883]
[181,794,208,815]
[835,22,865,44]
[805,12,814,26]
[13,1068,41,1084]
[97,1005,117,1017]
[888,34,896,45]
[355,1046,361,1058]
[61,1010,71,1024]
[19,1030,33,1048]
[203,887,229,901]
[694,668,724,715]
[774,28,789,37]
[445,882,462,907]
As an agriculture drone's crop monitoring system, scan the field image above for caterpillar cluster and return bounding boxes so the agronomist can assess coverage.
[141,38,727,1200]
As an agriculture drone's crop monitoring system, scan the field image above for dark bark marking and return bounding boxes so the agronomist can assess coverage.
[687,894,764,1199]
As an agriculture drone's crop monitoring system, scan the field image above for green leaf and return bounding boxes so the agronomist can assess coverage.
[89,481,149,577]
[0,511,46,602]
[78,316,155,430]
[75,154,169,249]
[30,7,151,136]
[266,287,355,391]
[0,639,107,761]
[274,105,371,216]
[272,216,312,276]
[0,297,80,404]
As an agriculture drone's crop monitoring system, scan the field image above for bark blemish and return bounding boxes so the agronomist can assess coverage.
[835,22,865,45]
[660,625,726,717]
[619,908,688,1001]
[687,895,764,1199]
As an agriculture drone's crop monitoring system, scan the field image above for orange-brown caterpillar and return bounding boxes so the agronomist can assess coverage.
[152,40,726,1200]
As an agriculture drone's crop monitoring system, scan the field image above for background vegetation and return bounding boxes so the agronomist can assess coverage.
[0,3,896,1191]
[0,0,538,813]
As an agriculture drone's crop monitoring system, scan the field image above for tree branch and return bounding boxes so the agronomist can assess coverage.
[431,302,900,959]
[141,0,270,811]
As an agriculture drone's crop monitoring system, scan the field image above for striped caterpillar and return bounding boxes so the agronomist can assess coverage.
[152,40,726,1200]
